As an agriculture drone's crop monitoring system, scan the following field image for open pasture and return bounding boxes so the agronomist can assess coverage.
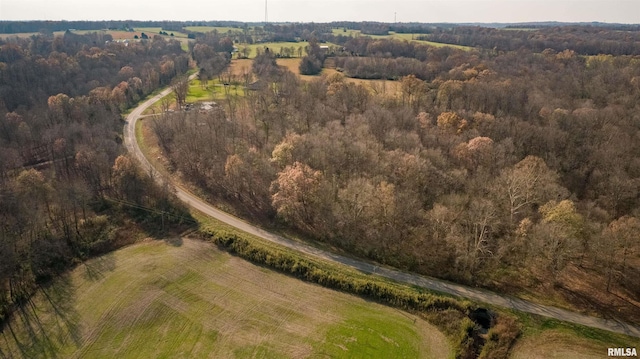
[0,238,451,359]
[510,330,614,359]
[186,79,245,103]
[243,41,309,58]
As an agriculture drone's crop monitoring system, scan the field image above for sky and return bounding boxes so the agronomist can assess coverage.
[1,0,639,24]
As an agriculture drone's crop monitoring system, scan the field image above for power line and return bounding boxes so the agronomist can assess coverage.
[103,197,198,224]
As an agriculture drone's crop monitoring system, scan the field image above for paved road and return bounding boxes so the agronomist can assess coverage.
[124,82,640,339]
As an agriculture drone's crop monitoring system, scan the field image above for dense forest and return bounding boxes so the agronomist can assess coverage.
[154,29,640,322]
[0,32,191,323]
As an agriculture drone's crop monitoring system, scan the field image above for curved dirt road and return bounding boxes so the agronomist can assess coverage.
[124,83,640,339]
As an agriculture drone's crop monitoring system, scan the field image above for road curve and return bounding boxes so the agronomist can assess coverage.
[124,81,640,339]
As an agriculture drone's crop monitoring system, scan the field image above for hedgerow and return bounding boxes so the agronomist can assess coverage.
[200,227,520,358]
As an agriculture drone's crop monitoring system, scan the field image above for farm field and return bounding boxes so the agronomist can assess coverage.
[244,41,310,58]
[0,238,451,359]
[510,330,612,359]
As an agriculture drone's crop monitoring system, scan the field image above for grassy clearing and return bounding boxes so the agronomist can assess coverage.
[0,238,451,359]
[185,79,245,103]
[140,78,243,113]
[244,41,309,58]
[186,80,217,102]
[510,331,614,359]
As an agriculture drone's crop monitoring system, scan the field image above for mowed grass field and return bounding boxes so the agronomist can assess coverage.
[185,79,245,103]
[508,312,640,359]
[510,331,616,359]
[244,42,309,58]
[0,238,451,359]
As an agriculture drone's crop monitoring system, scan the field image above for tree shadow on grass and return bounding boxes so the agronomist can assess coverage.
[82,252,116,282]
[1,276,81,359]
[162,237,183,247]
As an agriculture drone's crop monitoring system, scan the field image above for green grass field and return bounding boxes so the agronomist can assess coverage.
[186,80,217,102]
[511,330,614,359]
[185,79,245,103]
[243,41,309,58]
[0,238,451,359]
[507,309,640,358]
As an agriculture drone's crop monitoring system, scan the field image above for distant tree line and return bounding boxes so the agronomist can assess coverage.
[0,20,247,34]
[421,25,640,55]
[330,37,462,80]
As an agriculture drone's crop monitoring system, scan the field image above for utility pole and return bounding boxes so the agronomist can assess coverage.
[265,0,268,23]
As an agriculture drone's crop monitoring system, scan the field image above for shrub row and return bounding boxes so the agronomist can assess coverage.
[201,227,490,358]
[206,228,471,313]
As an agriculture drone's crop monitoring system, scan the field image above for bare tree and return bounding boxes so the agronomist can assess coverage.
[491,156,568,226]
[171,76,190,110]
